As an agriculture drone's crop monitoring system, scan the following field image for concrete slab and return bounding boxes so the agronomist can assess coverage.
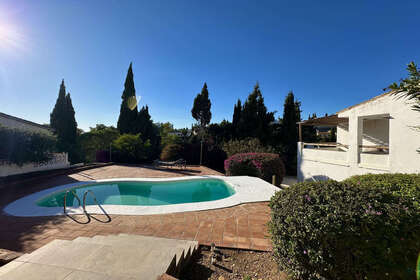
[0,262,73,280]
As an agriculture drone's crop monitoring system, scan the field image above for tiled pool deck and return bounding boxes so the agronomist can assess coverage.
[0,165,273,254]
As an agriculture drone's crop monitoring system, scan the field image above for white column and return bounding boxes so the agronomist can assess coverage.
[348,114,362,168]
[297,142,303,182]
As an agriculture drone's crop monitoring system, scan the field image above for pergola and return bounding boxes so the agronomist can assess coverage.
[297,114,349,142]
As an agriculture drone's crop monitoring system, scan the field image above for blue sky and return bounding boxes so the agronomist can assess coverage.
[0,0,419,131]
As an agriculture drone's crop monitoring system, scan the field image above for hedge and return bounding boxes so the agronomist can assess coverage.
[343,173,420,209]
[269,177,420,280]
[224,153,285,185]
[0,126,56,166]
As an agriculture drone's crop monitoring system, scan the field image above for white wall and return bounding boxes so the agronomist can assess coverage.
[0,153,69,177]
[298,93,420,182]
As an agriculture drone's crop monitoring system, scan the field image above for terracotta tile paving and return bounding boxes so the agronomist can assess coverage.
[0,164,273,254]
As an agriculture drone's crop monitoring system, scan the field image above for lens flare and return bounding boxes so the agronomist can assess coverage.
[126,95,141,111]
[0,23,26,54]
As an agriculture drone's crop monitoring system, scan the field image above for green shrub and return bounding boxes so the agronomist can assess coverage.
[269,180,420,280]
[0,126,56,166]
[343,173,420,209]
[222,138,275,157]
[160,144,183,161]
[111,134,151,163]
[224,153,285,185]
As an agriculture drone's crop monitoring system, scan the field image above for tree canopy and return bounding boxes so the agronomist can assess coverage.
[237,83,274,143]
[191,82,212,129]
[50,80,79,162]
[117,63,139,134]
[388,61,420,111]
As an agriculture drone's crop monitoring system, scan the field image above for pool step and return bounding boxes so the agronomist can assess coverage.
[0,235,198,280]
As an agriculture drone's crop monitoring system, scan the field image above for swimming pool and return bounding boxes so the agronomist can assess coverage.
[37,179,235,207]
[4,176,279,216]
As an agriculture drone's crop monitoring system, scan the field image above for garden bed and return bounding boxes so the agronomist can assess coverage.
[180,247,288,280]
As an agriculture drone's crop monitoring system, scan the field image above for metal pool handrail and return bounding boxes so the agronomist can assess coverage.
[63,189,82,215]
[82,190,100,213]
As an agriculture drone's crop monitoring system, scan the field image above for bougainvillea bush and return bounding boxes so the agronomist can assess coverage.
[269,178,420,280]
[224,153,285,185]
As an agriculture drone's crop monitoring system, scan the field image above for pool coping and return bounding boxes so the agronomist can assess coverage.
[3,176,280,217]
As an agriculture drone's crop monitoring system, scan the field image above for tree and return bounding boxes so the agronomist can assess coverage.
[137,105,160,157]
[191,82,212,165]
[191,82,212,128]
[117,63,139,134]
[388,61,420,153]
[232,99,242,138]
[282,91,299,175]
[158,122,180,148]
[237,83,274,143]
[388,61,420,111]
[112,134,151,163]
[50,80,79,163]
[79,124,120,162]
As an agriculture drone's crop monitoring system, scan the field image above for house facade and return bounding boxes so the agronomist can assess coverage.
[297,92,420,182]
[0,112,69,177]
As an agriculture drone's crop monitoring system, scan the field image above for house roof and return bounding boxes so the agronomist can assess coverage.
[0,112,51,131]
[336,91,392,114]
[297,114,348,126]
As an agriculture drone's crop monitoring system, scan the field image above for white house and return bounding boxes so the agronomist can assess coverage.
[0,112,70,177]
[297,92,420,182]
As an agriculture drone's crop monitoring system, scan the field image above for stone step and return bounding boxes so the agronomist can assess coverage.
[73,234,196,267]
[0,235,198,280]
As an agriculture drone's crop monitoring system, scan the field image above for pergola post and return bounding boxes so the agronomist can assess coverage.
[298,123,302,142]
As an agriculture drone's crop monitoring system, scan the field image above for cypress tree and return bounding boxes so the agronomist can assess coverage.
[282,91,298,175]
[136,105,160,159]
[191,82,212,165]
[117,62,138,134]
[238,83,260,138]
[50,80,67,140]
[50,80,79,162]
[232,99,242,138]
[238,83,273,142]
[191,82,212,128]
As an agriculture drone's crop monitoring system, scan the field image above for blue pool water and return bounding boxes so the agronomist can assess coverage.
[36,179,235,207]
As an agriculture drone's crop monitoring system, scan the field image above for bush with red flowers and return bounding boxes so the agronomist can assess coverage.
[224,153,285,186]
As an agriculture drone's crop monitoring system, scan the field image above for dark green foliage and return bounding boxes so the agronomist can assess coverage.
[158,122,181,148]
[111,134,151,163]
[0,126,56,166]
[224,153,285,185]
[232,99,242,138]
[79,124,120,162]
[50,80,79,163]
[237,83,274,144]
[117,63,139,134]
[222,138,275,157]
[269,177,420,280]
[191,82,212,128]
[282,92,299,175]
[160,144,183,161]
[343,173,420,209]
[388,61,420,111]
[207,120,233,145]
[136,105,160,158]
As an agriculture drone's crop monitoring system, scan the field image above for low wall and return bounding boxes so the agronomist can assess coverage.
[0,153,70,177]
[297,142,389,182]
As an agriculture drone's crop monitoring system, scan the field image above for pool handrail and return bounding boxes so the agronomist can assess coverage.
[63,189,82,215]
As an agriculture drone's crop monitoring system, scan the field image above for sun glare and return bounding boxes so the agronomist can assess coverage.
[0,23,25,54]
